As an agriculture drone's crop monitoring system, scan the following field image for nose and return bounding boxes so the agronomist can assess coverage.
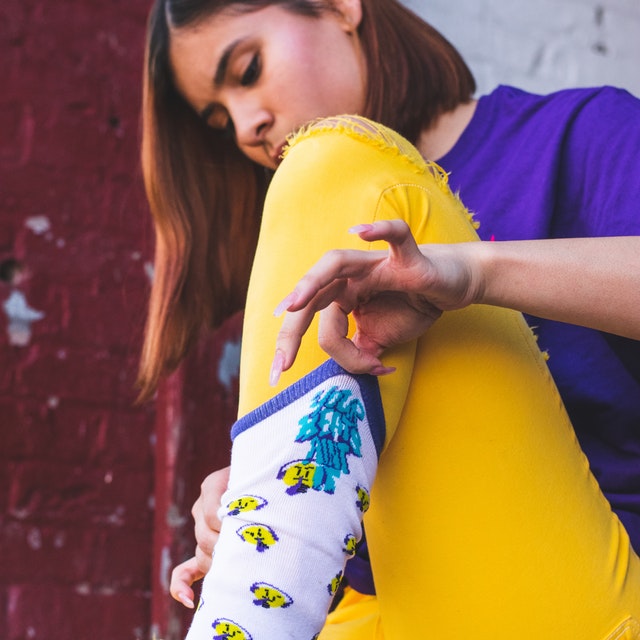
[228,97,273,149]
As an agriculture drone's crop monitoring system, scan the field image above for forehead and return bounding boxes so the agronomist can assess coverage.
[168,6,281,97]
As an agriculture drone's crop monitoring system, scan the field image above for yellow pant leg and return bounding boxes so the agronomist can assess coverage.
[320,588,384,640]
[239,117,640,639]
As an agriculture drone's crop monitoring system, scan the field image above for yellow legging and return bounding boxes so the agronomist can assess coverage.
[238,117,640,639]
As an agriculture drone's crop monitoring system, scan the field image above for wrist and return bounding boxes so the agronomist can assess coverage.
[471,241,497,306]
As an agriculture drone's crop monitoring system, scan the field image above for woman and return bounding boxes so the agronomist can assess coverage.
[139,0,640,637]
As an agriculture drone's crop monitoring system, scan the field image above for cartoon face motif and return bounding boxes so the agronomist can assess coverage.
[277,459,317,494]
[236,524,279,552]
[356,485,370,513]
[343,533,357,556]
[212,618,252,640]
[226,495,267,516]
[328,571,343,596]
[250,582,293,609]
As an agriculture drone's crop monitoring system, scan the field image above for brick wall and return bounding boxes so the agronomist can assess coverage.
[1,3,243,639]
[404,0,640,97]
[1,1,157,638]
[3,1,639,639]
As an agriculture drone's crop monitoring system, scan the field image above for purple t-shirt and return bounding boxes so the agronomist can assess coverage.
[438,85,640,550]
[346,85,640,595]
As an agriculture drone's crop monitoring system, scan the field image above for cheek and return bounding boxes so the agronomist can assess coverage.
[273,33,358,109]
[275,61,357,118]
[298,51,365,115]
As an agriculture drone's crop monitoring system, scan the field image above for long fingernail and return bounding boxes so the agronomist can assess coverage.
[178,593,195,609]
[274,291,298,317]
[370,365,396,376]
[349,223,374,234]
[270,351,285,386]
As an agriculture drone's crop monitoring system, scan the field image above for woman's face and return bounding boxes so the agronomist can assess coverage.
[169,2,367,169]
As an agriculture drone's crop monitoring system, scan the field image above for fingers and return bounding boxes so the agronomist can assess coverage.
[272,280,348,385]
[275,221,419,319]
[172,467,231,608]
[271,306,316,386]
[171,467,232,609]
[192,467,229,555]
[271,247,382,384]
[170,556,203,608]
[277,249,381,314]
[193,500,220,558]
[195,543,213,575]
[199,467,229,530]
[271,221,418,379]
[351,220,422,265]
[317,303,389,374]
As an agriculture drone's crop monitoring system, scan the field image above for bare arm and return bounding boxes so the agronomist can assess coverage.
[471,236,640,340]
[273,221,640,377]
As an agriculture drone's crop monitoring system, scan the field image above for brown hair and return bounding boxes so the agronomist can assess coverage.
[137,0,475,400]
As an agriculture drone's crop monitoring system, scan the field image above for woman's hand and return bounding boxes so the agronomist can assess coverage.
[170,466,231,608]
[271,220,481,380]
[272,221,640,379]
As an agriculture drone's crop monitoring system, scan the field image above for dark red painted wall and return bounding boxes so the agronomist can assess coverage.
[1,2,240,637]
[1,0,156,637]
[152,314,240,639]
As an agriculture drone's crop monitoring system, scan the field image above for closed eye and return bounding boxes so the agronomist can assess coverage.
[240,53,260,87]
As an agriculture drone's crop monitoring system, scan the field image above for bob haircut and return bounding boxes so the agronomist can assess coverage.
[138,0,475,400]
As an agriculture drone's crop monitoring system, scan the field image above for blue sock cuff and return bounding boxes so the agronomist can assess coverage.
[231,359,386,458]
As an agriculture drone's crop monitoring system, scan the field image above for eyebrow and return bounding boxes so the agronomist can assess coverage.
[199,37,244,122]
[216,37,245,86]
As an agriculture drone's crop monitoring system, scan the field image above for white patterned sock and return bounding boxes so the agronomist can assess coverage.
[185,360,385,640]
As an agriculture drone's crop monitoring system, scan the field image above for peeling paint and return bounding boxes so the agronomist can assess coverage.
[104,505,126,525]
[166,503,187,528]
[53,531,67,549]
[13,104,35,168]
[218,338,241,392]
[24,215,51,235]
[160,545,172,591]
[26,528,42,550]
[2,290,45,346]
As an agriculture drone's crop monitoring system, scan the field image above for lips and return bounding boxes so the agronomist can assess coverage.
[271,142,286,166]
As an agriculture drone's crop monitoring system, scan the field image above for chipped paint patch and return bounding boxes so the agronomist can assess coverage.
[25,215,51,235]
[2,290,45,346]
[160,545,172,591]
[144,261,155,282]
[26,528,43,550]
[218,338,241,392]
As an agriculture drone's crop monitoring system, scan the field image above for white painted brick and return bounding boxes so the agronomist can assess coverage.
[402,0,640,97]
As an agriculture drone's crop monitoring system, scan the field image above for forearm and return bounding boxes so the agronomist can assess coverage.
[466,237,640,339]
